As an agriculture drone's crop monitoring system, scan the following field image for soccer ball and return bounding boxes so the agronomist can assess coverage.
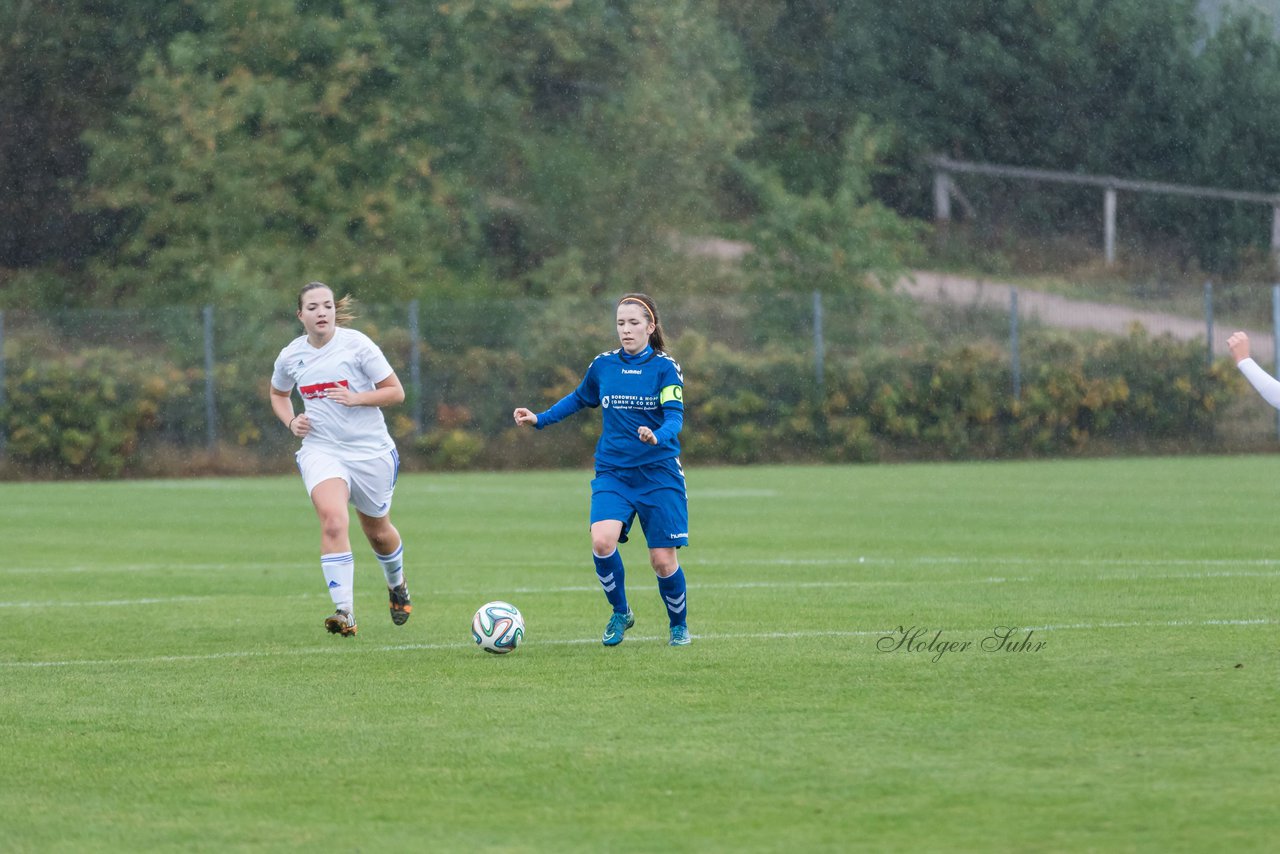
[471,601,525,654]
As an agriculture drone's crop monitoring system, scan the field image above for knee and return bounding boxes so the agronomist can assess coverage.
[591,535,619,557]
[651,553,678,577]
[366,522,398,554]
[319,512,348,542]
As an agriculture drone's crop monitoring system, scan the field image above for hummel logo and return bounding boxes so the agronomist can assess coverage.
[621,369,642,375]
[328,580,340,589]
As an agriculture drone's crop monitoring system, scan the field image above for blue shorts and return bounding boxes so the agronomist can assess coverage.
[589,458,689,548]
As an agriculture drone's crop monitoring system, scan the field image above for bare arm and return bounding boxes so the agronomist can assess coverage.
[324,372,405,408]
[270,386,309,437]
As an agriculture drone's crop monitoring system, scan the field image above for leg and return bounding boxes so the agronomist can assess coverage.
[650,548,689,646]
[357,509,411,626]
[635,478,690,645]
[592,520,634,645]
[356,509,402,558]
[649,547,679,579]
[311,478,357,636]
[592,519,629,613]
[313,478,353,555]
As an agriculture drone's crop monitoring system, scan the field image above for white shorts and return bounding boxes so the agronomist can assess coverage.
[296,447,400,518]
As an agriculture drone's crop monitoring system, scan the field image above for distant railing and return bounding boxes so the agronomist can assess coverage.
[929,155,1280,266]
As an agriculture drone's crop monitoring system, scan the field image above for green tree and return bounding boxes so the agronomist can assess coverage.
[84,0,469,306]
[734,119,923,295]
[726,0,1280,271]
[0,0,198,278]
[395,0,754,295]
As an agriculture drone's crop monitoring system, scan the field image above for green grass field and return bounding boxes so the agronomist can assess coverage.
[2,456,1278,852]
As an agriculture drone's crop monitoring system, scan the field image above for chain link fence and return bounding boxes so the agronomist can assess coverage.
[0,283,1273,476]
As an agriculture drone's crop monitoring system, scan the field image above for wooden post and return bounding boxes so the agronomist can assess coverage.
[1271,206,1280,266]
[933,171,951,222]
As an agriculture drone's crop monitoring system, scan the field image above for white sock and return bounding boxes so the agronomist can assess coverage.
[375,543,405,588]
[321,552,355,613]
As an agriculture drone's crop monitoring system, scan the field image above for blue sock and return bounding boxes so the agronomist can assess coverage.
[593,549,629,614]
[657,567,687,627]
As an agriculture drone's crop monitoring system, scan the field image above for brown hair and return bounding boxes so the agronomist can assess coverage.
[617,292,667,353]
[298,281,357,326]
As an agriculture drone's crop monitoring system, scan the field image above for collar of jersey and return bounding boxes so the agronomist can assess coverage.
[619,345,654,364]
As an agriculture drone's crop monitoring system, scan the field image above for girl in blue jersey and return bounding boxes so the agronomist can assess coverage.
[513,293,691,647]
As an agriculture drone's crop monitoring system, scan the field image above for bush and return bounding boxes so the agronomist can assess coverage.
[0,308,1245,478]
[2,347,189,477]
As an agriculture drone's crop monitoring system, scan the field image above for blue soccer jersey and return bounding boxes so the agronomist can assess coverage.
[535,345,685,470]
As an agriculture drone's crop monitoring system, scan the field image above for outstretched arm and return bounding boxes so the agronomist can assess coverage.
[516,391,587,430]
[1229,331,1280,410]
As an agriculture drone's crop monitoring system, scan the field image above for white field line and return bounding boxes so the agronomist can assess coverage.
[9,555,1280,576]
[3,563,1279,611]
[0,618,1273,670]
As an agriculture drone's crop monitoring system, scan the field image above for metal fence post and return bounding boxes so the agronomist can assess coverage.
[203,305,217,450]
[1204,281,1214,367]
[1104,187,1117,266]
[408,298,422,433]
[0,309,6,458]
[1010,289,1021,400]
[812,290,825,397]
[1273,285,1280,441]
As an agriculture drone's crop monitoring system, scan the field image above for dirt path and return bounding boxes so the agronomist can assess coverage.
[898,270,1274,363]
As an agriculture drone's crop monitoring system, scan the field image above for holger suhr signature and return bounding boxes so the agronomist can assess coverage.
[877,626,1047,663]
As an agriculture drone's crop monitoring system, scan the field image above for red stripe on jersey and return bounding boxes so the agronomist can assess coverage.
[299,379,349,400]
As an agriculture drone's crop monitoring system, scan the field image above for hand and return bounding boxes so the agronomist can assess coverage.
[325,385,358,407]
[637,426,657,445]
[513,407,538,427]
[1227,331,1251,364]
[289,413,312,437]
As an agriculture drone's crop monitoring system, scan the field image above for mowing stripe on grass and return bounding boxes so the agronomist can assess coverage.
[1,617,1273,669]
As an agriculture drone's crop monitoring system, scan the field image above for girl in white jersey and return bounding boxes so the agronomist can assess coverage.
[270,282,411,637]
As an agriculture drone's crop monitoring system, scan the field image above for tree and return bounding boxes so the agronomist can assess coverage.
[84,0,468,306]
[0,0,198,276]
[725,0,1280,271]
[735,119,922,296]
[392,0,754,294]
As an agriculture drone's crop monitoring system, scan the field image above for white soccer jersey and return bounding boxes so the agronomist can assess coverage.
[271,326,397,460]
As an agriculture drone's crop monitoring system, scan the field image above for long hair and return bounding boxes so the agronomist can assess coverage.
[298,281,357,326]
[617,292,667,353]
